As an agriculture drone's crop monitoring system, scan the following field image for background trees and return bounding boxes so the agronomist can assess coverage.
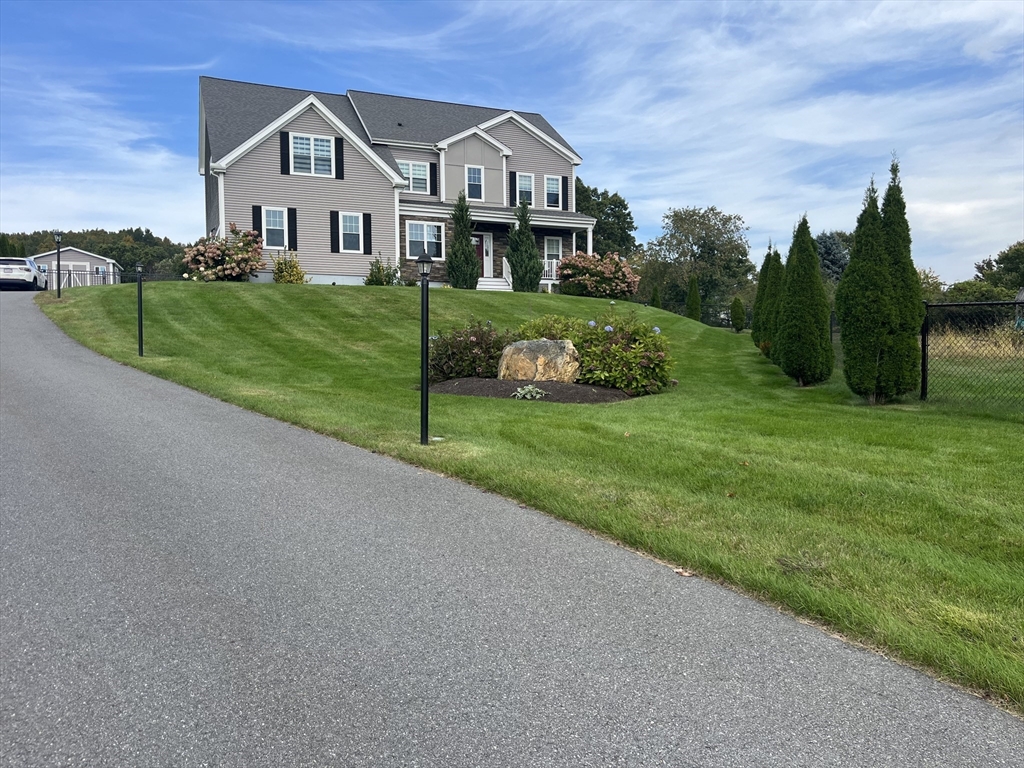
[974,240,1024,291]
[574,177,638,256]
[2,227,186,272]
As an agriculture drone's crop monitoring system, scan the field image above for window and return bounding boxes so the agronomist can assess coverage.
[545,176,561,208]
[291,133,333,176]
[466,166,483,200]
[398,161,429,193]
[518,173,534,205]
[341,213,361,252]
[545,237,562,261]
[264,207,286,248]
[408,221,443,259]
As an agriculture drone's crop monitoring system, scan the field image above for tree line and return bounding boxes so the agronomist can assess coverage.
[0,228,188,273]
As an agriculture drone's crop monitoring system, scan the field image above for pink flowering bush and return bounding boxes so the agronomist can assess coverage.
[182,223,266,282]
[428,319,520,383]
[557,251,640,299]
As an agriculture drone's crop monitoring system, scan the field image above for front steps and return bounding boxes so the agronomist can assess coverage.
[477,277,512,292]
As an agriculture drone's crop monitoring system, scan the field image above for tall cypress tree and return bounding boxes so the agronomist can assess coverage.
[650,283,662,309]
[760,248,785,360]
[879,158,923,395]
[446,191,479,289]
[684,273,701,321]
[507,201,542,292]
[776,216,833,385]
[750,243,772,347]
[836,180,898,403]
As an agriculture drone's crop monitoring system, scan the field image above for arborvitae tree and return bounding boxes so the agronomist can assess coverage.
[507,201,542,292]
[684,273,701,320]
[776,216,834,385]
[650,283,662,309]
[730,296,746,332]
[750,243,772,347]
[757,248,785,359]
[879,158,923,396]
[446,191,479,289]
[836,180,898,403]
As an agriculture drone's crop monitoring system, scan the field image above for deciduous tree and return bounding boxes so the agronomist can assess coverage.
[575,177,638,256]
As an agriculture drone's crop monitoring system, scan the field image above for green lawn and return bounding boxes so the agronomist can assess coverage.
[38,283,1024,712]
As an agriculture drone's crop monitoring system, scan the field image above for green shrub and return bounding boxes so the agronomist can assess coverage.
[517,314,588,344]
[730,296,746,332]
[364,257,401,286]
[685,274,701,321]
[183,223,266,282]
[446,191,480,289]
[428,319,520,383]
[507,201,543,292]
[271,251,309,284]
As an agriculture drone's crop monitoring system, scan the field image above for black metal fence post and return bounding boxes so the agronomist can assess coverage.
[136,264,144,357]
[920,301,929,401]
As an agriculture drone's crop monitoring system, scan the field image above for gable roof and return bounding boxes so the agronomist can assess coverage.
[31,246,123,270]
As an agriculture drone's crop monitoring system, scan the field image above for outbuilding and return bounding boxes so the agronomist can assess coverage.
[31,247,123,289]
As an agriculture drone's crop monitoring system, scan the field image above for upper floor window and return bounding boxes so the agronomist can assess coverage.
[545,176,561,209]
[292,134,333,176]
[398,161,429,193]
[466,166,483,200]
[264,207,287,248]
[518,173,534,206]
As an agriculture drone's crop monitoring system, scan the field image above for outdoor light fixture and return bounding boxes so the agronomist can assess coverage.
[136,262,144,357]
[52,230,62,298]
[417,253,433,444]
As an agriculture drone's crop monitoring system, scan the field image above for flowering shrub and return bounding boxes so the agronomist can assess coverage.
[182,223,266,282]
[272,251,309,284]
[428,319,520,383]
[557,251,640,299]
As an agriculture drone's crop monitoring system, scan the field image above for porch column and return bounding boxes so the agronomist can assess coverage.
[586,227,593,255]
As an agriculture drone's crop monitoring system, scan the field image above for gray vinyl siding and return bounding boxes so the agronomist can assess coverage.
[443,135,503,206]
[486,120,574,211]
[223,108,396,276]
[204,129,219,235]
[393,147,440,203]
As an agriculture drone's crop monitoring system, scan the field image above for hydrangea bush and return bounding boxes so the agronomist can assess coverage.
[557,251,640,299]
[428,319,520,383]
[183,223,266,282]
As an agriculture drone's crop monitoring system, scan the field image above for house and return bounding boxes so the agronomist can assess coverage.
[199,77,597,288]
[30,247,123,289]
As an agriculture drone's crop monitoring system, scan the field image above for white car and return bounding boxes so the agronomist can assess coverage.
[0,258,48,291]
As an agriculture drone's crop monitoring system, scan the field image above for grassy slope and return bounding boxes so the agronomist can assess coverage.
[38,283,1024,711]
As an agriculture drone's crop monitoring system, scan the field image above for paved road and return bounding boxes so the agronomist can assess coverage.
[1,290,1021,766]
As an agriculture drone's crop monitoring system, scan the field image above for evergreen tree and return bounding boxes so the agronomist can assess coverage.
[815,230,851,283]
[730,296,746,333]
[757,248,785,359]
[650,283,661,309]
[879,158,923,396]
[836,180,898,403]
[446,191,479,289]
[506,201,542,292]
[0,233,11,258]
[750,243,772,347]
[776,216,833,385]
[684,273,701,320]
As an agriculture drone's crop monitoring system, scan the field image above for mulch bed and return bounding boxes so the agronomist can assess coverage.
[430,377,630,405]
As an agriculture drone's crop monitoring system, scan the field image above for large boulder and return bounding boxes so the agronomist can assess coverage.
[498,339,580,383]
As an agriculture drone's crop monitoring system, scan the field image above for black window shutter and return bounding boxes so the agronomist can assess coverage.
[335,137,344,179]
[363,213,372,255]
[429,163,438,196]
[509,172,516,206]
[562,176,569,211]
[280,132,290,175]
[287,208,298,250]
[330,211,340,253]
[252,205,262,235]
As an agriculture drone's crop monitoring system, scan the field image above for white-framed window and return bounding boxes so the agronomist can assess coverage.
[264,207,287,249]
[341,213,362,252]
[545,237,562,261]
[291,133,333,176]
[466,166,483,200]
[545,176,561,209]
[407,221,444,260]
[398,161,429,193]
[518,173,534,206]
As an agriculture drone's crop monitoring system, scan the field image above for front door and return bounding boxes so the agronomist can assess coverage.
[482,233,493,278]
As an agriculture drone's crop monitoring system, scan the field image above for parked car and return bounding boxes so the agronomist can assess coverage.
[0,258,48,290]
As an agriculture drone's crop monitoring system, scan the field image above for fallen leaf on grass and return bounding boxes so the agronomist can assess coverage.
[674,568,694,577]
[727,491,736,498]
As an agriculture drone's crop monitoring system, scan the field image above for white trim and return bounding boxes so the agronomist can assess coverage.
[477,111,583,164]
[397,160,430,195]
[483,232,493,278]
[377,138,434,150]
[545,236,562,260]
[217,171,226,237]
[517,172,534,207]
[338,211,364,253]
[212,94,405,186]
[435,125,512,156]
[394,188,401,269]
[289,132,335,177]
[405,220,445,261]
[398,201,595,230]
[502,156,507,207]
[263,206,288,250]
[465,165,484,201]
[587,227,593,254]
[439,148,446,201]
[544,175,562,209]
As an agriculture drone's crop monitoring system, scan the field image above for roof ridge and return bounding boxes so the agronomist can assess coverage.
[344,89,543,119]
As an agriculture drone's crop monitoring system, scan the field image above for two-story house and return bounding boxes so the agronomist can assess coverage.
[199,77,596,288]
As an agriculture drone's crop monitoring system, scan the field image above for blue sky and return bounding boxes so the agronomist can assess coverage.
[1,0,1021,283]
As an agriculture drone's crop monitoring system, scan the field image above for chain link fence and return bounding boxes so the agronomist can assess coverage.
[922,300,1024,405]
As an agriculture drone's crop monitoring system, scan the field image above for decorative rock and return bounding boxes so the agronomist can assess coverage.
[498,339,580,383]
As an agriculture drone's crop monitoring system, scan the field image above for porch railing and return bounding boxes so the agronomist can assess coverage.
[542,259,560,281]
[501,258,513,289]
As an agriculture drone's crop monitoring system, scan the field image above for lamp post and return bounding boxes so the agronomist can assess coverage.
[52,230,62,298]
[136,262,144,357]
[417,252,433,445]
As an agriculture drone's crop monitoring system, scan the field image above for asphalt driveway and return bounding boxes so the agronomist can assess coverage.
[1,290,1021,766]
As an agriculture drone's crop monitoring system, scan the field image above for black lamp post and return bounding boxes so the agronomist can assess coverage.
[417,252,433,445]
[52,230,62,298]
[136,262,144,357]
